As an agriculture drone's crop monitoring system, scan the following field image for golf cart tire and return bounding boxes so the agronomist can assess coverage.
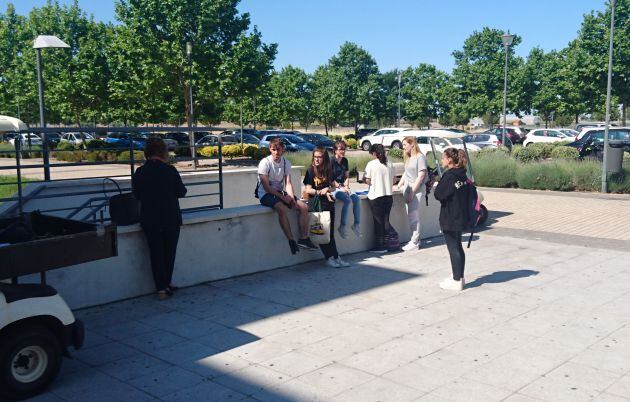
[477,205,488,226]
[361,141,371,151]
[391,141,402,150]
[0,325,62,400]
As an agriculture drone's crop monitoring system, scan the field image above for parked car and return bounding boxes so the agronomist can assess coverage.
[355,128,377,139]
[567,128,630,157]
[558,128,579,138]
[296,133,334,151]
[133,132,178,151]
[42,132,62,146]
[463,133,513,150]
[221,129,261,139]
[575,122,617,131]
[195,134,237,147]
[576,125,625,141]
[484,127,527,144]
[104,132,141,148]
[230,133,261,145]
[1,132,19,143]
[258,134,315,152]
[359,127,412,151]
[522,129,575,147]
[164,132,191,146]
[60,132,95,146]
[9,133,42,147]
[407,129,481,155]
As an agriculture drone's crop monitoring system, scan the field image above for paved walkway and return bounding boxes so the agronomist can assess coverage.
[31,189,630,401]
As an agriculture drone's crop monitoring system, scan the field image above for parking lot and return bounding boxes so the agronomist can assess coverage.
[27,188,630,401]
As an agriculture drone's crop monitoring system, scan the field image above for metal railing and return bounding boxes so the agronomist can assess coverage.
[0,126,228,221]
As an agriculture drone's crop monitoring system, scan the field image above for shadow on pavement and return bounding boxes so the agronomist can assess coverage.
[465,269,539,289]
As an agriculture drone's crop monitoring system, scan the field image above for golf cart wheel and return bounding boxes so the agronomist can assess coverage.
[391,141,402,150]
[361,141,371,151]
[477,205,489,226]
[0,326,62,400]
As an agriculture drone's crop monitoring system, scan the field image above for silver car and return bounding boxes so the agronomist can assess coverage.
[463,133,513,149]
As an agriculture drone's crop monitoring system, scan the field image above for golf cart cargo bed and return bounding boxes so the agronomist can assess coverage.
[0,212,117,280]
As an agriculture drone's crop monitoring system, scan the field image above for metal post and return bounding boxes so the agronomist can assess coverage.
[186,41,197,169]
[462,141,474,182]
[129,139,135,176]
[397,72,402,126]
[240,102,244,149]
[36,48,51,181]
[218,133,224,209]
[15,140,23,214]
[601,0,616,193]
[429,138,443,176]
[502,43,509,149]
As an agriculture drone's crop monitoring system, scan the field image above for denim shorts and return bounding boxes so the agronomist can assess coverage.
[260,192,298,209]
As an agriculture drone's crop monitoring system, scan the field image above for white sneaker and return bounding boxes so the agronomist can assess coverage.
[439,277,464,291]
[335,257,351,267]
[351,224,363,237]
[402,242,419,252]
[326,257,341,268]
[338,225,348,239]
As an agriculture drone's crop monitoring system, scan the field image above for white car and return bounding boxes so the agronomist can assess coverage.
[359,127,412,151]
[8,133,42,146]
[523,129,575,146]
[60,132,95,146]
[406,129,481,155]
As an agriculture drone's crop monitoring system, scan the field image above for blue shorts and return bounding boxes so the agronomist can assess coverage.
[260,192,298,209]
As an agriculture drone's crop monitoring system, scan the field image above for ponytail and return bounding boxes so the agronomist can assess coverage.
[443,148,468,169]
[369,144,388,165]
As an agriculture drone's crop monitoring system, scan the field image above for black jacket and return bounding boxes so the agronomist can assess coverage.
[132,159,187,229]
[434,167,472,231]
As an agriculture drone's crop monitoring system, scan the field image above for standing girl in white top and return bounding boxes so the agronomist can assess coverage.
[395,136,428,251]
[364,144,396,253]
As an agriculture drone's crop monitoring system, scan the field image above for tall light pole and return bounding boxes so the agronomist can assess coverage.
[186,41,197,169]
[397,72,402,126]
[501,33,514,148]
[33,35,69,181]
[601,0,616,193]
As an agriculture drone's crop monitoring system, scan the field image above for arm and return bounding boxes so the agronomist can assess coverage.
[261,174,293,205]
[433,173,454,201]
[173,170,187,198]
[411,170,426,194]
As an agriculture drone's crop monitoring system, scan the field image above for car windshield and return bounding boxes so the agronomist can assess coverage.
[309,134,329,141]
[560,129,578,136]
[432,138,448,147]
[284,135,308,144]
[235,134,258,141]
[449,138,463,145]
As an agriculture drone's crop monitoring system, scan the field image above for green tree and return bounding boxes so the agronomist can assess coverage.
[401,64,451,128]
[264,66,311,129]
[311,65,343,134]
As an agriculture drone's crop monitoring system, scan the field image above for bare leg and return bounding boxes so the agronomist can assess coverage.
[296,200,310,238]
[274,203,294,240]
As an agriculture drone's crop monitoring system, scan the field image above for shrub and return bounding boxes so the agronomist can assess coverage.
[55,141,76,151]
[198,146,218,157]
[175,145,191,157]
[0,143,14,158]
[550,146,579,160]
[253,147,270,160]
[346,138,358,149]
[86,139,109,150]
[516,144,546,162]
[568,159,601,191]
[117,150,145,162]
[511,145,523,160]
[470,151,518,188]
[388,148,403,160]
[516,161,574,191]
[424,151,442,169]
[609,168,630,193]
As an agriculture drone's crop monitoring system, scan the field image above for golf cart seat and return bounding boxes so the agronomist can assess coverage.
[0,283,57,303]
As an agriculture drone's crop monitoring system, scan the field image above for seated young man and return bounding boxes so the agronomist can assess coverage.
[257,138,317,254]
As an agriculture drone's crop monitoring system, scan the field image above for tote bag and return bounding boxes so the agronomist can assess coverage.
[308,196,331,244]
[103,178,140,226]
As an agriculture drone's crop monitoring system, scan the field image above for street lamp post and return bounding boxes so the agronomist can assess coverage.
[397,72,402,126]
[501,33,514,149]
[33,35,69,181]
[186,41,197,169]
[601,0,616,193]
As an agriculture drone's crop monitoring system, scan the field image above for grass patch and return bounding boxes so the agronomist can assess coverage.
[470,151,518,188]
[284,151,374,176]
[0,176,33,202]
[516,161,575,191]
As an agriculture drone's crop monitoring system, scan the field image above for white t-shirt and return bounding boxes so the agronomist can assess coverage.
[257,155,292,198]
[365,159,395,200]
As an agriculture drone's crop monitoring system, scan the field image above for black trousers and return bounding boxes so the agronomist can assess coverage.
[443,230,465,280]
[369,195,393,248]
[143,226,180,291]
[319,206,338,259]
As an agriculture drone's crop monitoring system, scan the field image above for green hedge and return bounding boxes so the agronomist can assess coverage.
[470,151,518,188]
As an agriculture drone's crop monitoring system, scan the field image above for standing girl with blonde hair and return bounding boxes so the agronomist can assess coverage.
[395,136,428,251]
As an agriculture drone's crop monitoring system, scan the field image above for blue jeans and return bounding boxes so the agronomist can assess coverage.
[332,190,360,227]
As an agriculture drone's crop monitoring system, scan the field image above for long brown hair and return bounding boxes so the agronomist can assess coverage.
[370,144,387,165]
[311,146,331,180]
[402,136,421,165]
[443,148,468,169]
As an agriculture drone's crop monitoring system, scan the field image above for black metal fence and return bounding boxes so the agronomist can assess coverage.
[0,126,227,221]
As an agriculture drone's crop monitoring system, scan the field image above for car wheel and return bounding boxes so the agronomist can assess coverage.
[391,141,402,150]
[477,205,488,226]
[361,141,371,151]
[525,142,533,147]
[0,326,62,400]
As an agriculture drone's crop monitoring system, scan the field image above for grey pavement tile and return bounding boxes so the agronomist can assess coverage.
[122,329,188,353]
[163,317,228,339]
[206,309,266,329]
[91,320,156,341]
[606,375,630,399]
[429,378,513,402]
[162,379,246,401]
[149,340,218,366]
[519,376,601,401]
[263,323,336,349]
[592,393,630,402]
[542,361,621,394]
[251,378,329,402]
[227,340,294,364]
[213,364,291,397]
[261,350,331,377]
[99,353,173,382]
[23,392,63,402]
[128,366,205,398]
[340,338,430,376]
[80,330,111,349]
[49,368,152,401]
[298,327,391,361]
[73,341,139,367]
[411,349,485,378]
[297,363,375,398]
[333,377,425,401]
[183,350,252,378]
[237,300,296,318]
[501,394,545,402]
[382,360,456,393]
[196,327,260,352]
[139,311,197,329]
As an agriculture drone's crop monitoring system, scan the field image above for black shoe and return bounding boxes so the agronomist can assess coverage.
[289,240,300,254]
[298,238,318,250]
[369,247,388,254]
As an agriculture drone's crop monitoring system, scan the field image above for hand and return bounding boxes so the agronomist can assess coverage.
[318,188,328,196]
[326,193,335,202]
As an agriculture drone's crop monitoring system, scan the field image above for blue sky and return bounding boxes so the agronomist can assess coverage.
[3,0,606,73]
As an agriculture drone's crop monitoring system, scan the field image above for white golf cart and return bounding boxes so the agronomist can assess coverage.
[0,212,116,400]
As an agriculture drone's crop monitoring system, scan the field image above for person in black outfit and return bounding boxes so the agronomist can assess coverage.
[434,148,473,291]
[132,137,187,300]
[302,147,351,268]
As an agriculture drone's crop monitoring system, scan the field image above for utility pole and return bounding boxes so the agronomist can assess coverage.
[601,0,616,193]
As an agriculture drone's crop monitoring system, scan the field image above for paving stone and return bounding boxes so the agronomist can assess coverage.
[127,366,205,398]
[297,363,375,398]
[333,377,425,401]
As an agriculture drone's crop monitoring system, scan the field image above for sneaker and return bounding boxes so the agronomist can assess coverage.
[335,257,351,267]
[288,240,300,255]
[351,224,363,237]
[369,247,388,254]
[298,238,319,250]
[326,257,341,268]
[402,242,419,252]
[439,277,464,291]
[338,225,348,239]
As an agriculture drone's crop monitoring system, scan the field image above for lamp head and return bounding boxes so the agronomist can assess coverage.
[501,33,514,47]
[33,35,70,49]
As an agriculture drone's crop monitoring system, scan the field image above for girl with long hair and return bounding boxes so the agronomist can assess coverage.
[395,136,428,251]
[364,144,396,253]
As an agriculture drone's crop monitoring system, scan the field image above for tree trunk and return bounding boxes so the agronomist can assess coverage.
[623,100,627,126]
[324,118,329,135]
[575,114,579,124]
